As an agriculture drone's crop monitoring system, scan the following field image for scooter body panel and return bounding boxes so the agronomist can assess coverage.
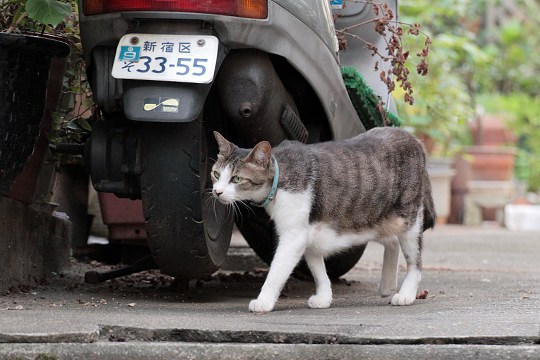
[78,0,365,139]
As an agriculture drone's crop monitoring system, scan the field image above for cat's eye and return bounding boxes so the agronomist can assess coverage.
[212,170,220,180]
[231,176,243,184]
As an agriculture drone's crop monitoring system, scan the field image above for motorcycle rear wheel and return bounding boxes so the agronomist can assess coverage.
[140,118,233,280]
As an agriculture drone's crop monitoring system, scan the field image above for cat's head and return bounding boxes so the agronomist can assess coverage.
[211,132,274,205]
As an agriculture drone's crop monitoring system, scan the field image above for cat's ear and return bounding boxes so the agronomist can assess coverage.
[246,141,272,167]
[214,131,234,156]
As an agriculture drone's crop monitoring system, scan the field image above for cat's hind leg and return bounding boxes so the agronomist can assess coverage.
[304,250,332,309]
[378,236,400,297]
[391,212,423,306]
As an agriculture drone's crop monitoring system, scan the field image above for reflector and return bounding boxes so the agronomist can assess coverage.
[83,0,267,19]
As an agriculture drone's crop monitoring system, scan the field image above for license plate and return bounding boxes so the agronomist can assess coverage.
[330,0,343,9]
[111,34,219,84]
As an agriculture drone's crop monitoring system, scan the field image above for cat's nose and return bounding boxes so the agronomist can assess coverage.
[213,189,223,197]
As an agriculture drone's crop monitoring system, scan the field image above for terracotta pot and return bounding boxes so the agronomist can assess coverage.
[466,145,516,181]
[470,116,516,146]
[465,145,516,222]
[98,193,147,242]
[416,133,436,154]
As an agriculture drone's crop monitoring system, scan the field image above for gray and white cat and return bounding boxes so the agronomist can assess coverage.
[211,127,436,313]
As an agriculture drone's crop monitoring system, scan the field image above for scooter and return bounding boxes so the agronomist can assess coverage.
[75,0,397,282]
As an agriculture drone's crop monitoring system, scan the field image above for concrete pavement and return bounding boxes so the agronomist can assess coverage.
[0,225,539,359]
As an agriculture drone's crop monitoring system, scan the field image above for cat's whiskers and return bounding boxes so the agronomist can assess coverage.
[202,188,214,205]
[229,200,255,227]
[203,187,221,221]
[218,198,239,224]
[238,200,255,216]
[219,203,235,223]
[233,201,246,224]
[238,200,255,219]
[203,186,237,222]
[225,202,237,223]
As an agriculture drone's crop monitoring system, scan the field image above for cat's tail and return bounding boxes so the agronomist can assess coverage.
[422,168,437,231]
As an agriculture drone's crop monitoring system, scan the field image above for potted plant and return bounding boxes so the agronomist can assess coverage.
[0,0,76,202]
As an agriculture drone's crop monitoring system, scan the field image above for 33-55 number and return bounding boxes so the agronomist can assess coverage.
[135,56,208,76]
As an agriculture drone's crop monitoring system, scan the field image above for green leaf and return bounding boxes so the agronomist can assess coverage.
[50,111,65,129]
[26,0,72,27]
[500,21,524,45]
[76,118,93,131]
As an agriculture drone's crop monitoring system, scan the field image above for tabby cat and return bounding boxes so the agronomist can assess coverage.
[211,127,436,313]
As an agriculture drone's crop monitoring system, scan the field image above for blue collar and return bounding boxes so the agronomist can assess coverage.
[250,157,279,208]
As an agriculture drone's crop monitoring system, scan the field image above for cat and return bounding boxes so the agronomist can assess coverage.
[210,127,436,313]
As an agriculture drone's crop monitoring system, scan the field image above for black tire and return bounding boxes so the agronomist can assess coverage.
[236,207,366,280]
[140,118,233,280]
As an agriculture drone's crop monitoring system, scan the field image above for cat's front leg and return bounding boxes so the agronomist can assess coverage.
[249,231,308,313]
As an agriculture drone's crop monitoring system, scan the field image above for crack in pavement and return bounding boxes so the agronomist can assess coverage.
[100,325,539,346]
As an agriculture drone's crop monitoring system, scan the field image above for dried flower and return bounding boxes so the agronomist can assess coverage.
[335,0,431,116]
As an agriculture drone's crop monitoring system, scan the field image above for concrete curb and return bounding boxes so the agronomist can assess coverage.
[1,343,539,360]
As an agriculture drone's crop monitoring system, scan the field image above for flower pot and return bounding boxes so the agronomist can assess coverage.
[466,145,516,181]
[470,116,516,146]
[459,145,517,223]
[0,33,69,200]
[428,157,455,224]
[98,193,147,242]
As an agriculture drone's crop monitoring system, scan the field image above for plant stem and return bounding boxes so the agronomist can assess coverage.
[6,12,26,34]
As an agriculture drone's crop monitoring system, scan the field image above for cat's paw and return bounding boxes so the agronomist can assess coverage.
[249,299,274,313]
[391,292,416,306]
[308,295,332,309]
